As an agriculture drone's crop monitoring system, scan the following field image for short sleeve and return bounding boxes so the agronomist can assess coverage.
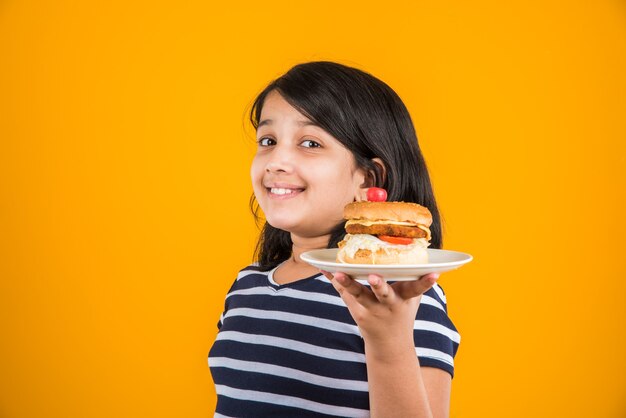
[215,265,263,331]
[216,277,239,330]
[414,283,461,377]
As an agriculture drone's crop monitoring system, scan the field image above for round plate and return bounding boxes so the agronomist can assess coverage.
[300,248,473,281]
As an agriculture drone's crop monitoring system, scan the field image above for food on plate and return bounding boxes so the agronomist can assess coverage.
[366,187,387,202]
[336,200,432,264]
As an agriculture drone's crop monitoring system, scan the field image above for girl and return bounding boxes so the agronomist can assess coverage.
[209,61,459,418]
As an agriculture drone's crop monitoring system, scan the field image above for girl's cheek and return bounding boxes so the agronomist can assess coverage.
[250,159,264,182]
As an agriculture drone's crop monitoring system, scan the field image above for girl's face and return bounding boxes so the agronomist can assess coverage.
[251,90,367,239]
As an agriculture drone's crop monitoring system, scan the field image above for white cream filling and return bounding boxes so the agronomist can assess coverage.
[338,234,429,262]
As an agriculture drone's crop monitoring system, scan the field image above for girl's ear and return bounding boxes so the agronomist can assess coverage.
[361,157,387,188]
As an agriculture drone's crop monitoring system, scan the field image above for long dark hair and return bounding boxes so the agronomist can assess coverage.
[249,61,442,270]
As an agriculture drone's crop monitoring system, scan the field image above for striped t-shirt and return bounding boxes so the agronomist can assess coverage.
[208,264,460,417]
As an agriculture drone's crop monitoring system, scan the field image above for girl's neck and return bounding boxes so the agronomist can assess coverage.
[272,233,331,285]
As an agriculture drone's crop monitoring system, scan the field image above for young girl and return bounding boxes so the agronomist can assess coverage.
[209,61,459,418]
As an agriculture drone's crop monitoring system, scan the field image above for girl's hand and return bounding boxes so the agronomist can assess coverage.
[322,271,439,347]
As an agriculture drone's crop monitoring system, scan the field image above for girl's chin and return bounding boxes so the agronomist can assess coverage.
[265,218,338,238]
[264,218,301,233]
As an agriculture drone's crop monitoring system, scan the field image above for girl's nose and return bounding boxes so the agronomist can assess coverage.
[266,162,284,173]
[265,160,293,173]
[265,148,294,173]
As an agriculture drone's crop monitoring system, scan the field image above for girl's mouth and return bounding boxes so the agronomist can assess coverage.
[267,186,305,199]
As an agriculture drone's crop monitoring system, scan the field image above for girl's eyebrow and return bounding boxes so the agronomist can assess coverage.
[257,118,318,128]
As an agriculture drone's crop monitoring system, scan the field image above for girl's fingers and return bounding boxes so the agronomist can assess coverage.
[396,273,440,300]
[325,271,439,306]
[332,272,363,297]
[329,272,375,308]
[367,274,396,305]
[329,272,398,307]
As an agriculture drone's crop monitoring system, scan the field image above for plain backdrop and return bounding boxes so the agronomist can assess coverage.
[1,1,625,417]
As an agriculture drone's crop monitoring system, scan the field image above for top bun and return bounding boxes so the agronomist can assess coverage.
[344,201,433,227]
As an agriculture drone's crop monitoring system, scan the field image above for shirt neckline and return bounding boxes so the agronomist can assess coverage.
[267,263,324,288]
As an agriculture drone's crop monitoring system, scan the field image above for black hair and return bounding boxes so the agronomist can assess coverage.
[249,61,442,270]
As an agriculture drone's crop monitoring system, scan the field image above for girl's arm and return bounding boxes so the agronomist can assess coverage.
[326,272,451,418]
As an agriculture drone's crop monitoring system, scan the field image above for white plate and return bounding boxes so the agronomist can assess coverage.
[300,248,473,281]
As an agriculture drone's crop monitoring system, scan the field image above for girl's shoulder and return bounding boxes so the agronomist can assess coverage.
[220,264,269,296]
[237,262,262,273]
[234,263,267,281]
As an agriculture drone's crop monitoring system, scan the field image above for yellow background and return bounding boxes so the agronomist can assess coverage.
[1,1,625,417]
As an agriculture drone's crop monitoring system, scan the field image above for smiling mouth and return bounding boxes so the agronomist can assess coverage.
[267,187,305,197]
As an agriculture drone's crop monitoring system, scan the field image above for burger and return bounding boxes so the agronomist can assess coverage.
[336,201,432,264]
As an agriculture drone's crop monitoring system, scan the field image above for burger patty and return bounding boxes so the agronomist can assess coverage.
[345,223,428,238]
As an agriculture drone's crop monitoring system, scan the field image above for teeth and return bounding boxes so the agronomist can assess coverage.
[271,188,296,195]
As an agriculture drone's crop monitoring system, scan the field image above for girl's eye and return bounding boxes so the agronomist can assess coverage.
[301,139,321,148]
[257,137,276,147]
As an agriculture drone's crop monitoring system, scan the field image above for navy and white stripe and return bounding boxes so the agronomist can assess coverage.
[209,264,460,417]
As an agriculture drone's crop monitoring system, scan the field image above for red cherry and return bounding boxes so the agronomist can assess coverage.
[366,187,387,202]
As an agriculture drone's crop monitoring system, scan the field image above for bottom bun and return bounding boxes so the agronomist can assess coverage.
[337,245,429,265]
